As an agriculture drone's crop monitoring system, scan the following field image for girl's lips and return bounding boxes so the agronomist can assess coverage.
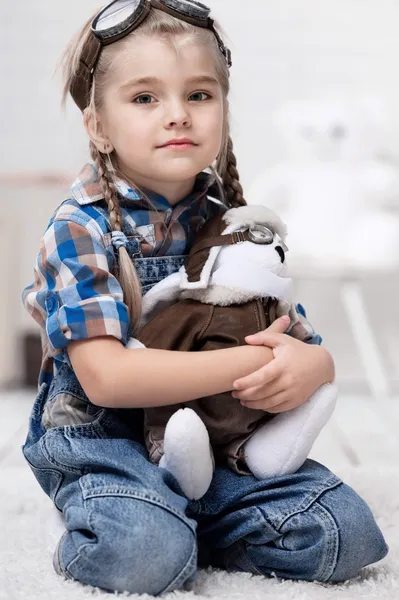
[160,142,197,150]
[158,138,197,148]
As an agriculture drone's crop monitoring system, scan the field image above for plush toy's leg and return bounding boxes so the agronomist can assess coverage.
[159,408,214,500]
[244,382,338,479]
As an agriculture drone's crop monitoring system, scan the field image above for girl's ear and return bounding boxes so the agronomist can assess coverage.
[83,109,113,153]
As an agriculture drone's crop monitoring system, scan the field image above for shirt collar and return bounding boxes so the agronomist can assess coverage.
[70,162,219,209]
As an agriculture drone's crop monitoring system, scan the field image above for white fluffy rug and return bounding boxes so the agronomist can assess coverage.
[1,465,397,600]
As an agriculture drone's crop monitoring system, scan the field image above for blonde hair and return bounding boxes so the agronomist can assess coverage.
[60,8,246,329]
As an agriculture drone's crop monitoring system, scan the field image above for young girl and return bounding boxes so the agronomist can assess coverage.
[22,0,388,595]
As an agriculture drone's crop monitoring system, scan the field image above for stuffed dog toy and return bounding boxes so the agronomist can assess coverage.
[128,205,337,499]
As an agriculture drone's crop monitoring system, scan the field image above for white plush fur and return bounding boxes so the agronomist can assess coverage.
[160,408,214,500]
[245,383,338,478]
[181,262,293,306]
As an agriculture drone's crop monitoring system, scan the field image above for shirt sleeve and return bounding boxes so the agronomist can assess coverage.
[22,217,130,365]
[286,303,322,345]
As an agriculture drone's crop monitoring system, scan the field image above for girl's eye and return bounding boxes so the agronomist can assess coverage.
[133,94,156,105]
[189,92,210,102]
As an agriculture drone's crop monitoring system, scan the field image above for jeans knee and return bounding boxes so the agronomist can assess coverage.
[318,483,388,582]
[264,482,388,583]
[56,498,197,595]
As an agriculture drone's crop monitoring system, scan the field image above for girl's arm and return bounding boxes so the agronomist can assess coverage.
[68,336,275,408]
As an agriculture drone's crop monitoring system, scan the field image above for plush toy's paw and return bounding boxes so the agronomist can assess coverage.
[159,408,214,500]
[245,382,338,479]
[126,338,146,349]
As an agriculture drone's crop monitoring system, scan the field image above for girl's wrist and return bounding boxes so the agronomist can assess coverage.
[317,346,335,384]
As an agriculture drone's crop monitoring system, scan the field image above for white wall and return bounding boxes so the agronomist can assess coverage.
[2,1,399,387]
[3,1,399,184]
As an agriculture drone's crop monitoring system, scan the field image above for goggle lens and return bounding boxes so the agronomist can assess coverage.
[95,0,141,32]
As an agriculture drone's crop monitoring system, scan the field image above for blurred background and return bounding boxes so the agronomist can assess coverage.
[1,0,399,404]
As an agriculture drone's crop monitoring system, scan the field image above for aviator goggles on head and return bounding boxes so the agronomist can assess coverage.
[71,0,232,112]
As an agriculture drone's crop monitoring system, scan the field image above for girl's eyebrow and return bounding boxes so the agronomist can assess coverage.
[119,75,219,91]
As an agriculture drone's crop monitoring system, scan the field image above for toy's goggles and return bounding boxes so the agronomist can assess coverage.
[189,225,289,256]
[70,0,232,111]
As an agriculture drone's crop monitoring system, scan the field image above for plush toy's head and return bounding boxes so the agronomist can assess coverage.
[140,205,294,323]
[181,205,288,289]
[178,205,293,306]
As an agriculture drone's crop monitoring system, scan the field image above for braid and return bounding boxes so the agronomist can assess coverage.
[90,142,123,230]
[90,141,142,331]
[222,137,247,208]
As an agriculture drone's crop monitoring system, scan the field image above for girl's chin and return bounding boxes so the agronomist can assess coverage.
[155,166,208,180]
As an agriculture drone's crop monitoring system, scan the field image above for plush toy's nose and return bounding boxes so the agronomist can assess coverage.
[275,246,285,263]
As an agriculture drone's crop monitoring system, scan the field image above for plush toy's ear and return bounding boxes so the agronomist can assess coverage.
[180,212,226,289]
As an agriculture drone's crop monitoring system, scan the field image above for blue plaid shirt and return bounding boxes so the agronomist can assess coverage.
[22,162,321,388]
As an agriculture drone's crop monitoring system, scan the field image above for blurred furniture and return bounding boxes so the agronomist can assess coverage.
[340,277,390,402]
[0,211,17,387]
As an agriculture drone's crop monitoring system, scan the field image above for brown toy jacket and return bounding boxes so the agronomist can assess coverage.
[140,297,279,474]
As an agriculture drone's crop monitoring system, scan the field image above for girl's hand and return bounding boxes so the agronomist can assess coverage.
[232,323,335,413]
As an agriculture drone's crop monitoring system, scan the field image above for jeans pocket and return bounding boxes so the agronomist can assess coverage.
[40,409,110,471]
[41,392,106,431]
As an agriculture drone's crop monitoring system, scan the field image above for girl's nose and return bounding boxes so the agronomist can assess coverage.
[164,103,191,129]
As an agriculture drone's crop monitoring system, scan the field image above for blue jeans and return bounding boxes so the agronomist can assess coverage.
[23,378,388,596]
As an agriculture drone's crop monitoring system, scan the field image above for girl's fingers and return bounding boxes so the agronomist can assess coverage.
[244,316,290,345]
[233,379,285,402]
[265,399,299,413]
[240,390,289,411]
[244,331,286,347]
[233,360,283,391]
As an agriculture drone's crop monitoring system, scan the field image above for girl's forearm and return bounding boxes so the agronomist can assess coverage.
[97,345,274,408]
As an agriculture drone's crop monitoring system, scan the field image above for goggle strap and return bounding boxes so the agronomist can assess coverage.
[151,0,208,27]
[189,231,251,257]
[71,36,102,111]
[208,19,232,67]
[83,35,102,72]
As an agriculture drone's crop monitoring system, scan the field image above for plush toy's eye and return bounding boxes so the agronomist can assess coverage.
[275,246,285,263]
[248,226,274,244]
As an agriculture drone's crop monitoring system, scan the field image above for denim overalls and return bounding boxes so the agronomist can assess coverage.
[22,209,388,596]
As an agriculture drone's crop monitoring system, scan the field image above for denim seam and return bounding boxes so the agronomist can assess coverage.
[31,383,49,419]
[81,485,197,534]
[217,506,278,577]
[277,500,339,582]
[227,540,265,577]
[40,434,91,476]
[309,501,339,581]
[272,476,342,530]
[66,505,101,571]
[237,506,280,576]
[47,387,90,405]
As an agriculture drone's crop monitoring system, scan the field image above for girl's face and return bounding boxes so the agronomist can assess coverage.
[94,36,225,199]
